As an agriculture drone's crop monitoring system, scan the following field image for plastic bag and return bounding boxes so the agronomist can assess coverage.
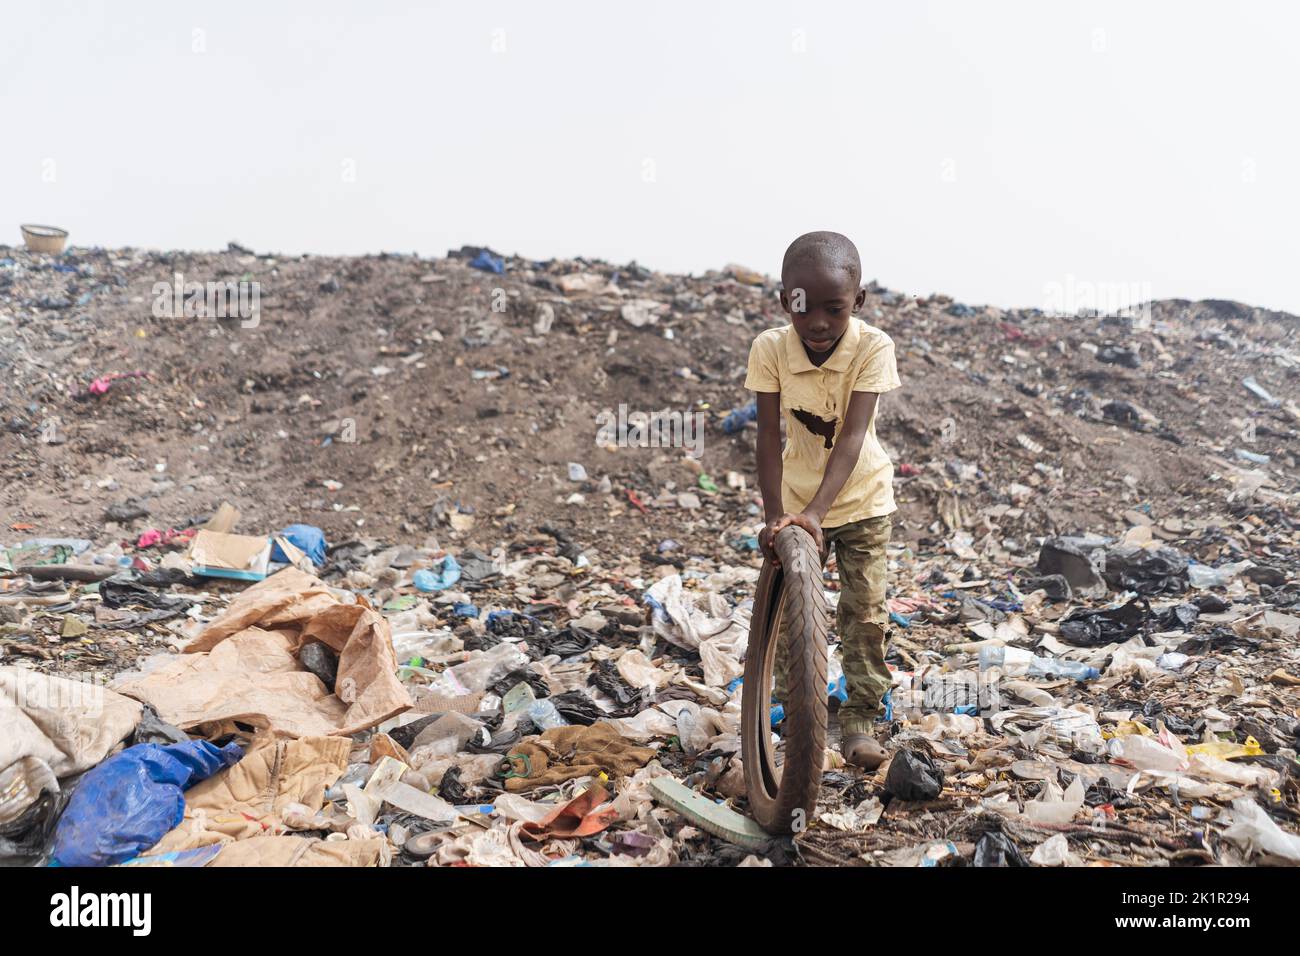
[0,758,67,864]
[414,555,462,592]
[1152,603,1199,632]
[548,690,607,726]
[1108,728,1187,772]
[973,830,1029,867]
[1221,797,1300,864]
[50,740,243,866]
[884,749,944,801]
[1035,538,1106,596]
[1101,546,1189,596]
[271,524,328,566]
[1059,597,1150,647]
[1030,833,1075,866]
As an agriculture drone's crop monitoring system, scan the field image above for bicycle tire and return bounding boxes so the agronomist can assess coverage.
[741,525,829,834]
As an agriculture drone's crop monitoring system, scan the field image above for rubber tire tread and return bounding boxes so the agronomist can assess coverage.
[741,525,828,833]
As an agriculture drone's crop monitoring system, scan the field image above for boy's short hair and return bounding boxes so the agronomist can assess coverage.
[782,231,862,286]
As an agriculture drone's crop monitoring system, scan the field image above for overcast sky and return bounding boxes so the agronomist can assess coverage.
[5,1,1297,314]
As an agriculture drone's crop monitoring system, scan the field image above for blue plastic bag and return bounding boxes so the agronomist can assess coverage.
[413,554,461,592]
[468,250,504,274]
[271,524,327,566]
[50,740,243,867]
[721,400,758,434]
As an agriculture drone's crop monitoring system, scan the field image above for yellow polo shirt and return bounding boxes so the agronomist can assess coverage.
[744,317,900,528]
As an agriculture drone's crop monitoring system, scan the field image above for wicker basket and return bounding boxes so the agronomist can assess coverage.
[20,224,69,255]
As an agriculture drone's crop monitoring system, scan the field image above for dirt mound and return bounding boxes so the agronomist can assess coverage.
[2,243,1297,558]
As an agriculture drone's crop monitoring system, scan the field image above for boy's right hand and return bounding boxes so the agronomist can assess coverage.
[760,512,824,566]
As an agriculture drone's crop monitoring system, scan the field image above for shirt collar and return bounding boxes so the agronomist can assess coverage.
[785,317,862,373]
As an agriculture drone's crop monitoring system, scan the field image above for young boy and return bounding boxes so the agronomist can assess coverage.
[744,231,900,770]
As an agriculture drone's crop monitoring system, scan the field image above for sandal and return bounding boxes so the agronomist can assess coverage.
[841,733,887,771]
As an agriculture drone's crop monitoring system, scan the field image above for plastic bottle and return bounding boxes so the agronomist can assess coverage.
[979,646,1098,681]
[526,699,569,730]
[1025,657,1101,681]
[977,645,1036,675]
[447,641,529,692]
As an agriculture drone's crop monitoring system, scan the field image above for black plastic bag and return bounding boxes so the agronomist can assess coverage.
[1019,573,1072,603]
[487,611,541,639]
[128,703,190,747]
[548,690,606,726]
[1035,538,1106,594]
[99,579,186,611]
[457,549,500,585]
[1194,593,1231,613]
[973,830,1030,867]
[1102,546,1189,596]
[0,786,70,865]
[1152,602,1199,631]
[463,630,503,652]
[467,719,538,755]
[592,659,643,715]
[387,714,441,750]
[437,767,468,804]
[884,749,944,801]
[489,667,549,700]
[1059,597,1150,647]
[529,626,598,660]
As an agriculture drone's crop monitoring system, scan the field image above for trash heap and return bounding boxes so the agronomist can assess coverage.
[1,241,1298,867]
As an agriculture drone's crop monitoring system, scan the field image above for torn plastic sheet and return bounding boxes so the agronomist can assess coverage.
[643,574,743,651]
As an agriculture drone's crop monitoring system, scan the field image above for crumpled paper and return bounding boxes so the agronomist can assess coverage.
[113,567,411,738]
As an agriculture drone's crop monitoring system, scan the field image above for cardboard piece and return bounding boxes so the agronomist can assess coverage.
[203,502,241,534]
[188,529,271,581]
[272,535,315,574]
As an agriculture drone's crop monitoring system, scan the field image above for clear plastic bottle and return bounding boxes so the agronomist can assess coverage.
[979,646,1098,681]
[1025,657,1100,681]
[447,641,529,692]
[526,699,569,730]
[977,645,1036,675]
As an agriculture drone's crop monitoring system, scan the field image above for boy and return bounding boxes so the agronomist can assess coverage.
[744,231,900,770]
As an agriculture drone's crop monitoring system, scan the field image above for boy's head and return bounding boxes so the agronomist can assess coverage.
[779,231,865,355]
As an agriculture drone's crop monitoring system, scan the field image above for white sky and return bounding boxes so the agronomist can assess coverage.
[4,0,1297,314]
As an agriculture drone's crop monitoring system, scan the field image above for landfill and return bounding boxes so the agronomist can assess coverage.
[2,241,1298,867]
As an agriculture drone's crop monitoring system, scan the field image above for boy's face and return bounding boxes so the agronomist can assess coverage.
[779,262,865,354]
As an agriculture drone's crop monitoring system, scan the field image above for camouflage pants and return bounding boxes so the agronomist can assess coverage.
[775,514,892,737]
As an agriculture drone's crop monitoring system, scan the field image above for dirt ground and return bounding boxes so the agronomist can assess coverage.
[4,243,1296,557]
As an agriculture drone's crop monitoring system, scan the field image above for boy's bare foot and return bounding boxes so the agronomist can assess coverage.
[841,733,887,770]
